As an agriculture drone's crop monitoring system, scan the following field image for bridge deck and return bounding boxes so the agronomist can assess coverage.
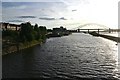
[78,29,105,30]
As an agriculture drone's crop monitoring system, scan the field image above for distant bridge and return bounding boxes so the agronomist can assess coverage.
[75,23,109,29]
[70,23,112,33]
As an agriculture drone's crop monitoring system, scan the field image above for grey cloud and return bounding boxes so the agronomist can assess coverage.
[18,16,36,18]
[72,9,77,12]
[59,17,67,20]
[7,20,24,22]
[39,17,56,20]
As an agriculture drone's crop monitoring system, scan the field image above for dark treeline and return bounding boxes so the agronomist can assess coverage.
[3,22,47,43]
[19,22,47,42]
[2,22,71,55]
[2,22,47,54]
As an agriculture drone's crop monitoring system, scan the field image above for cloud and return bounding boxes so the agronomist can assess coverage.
[2,2,28,9]
[7,20,24,22]
[72,9,77,12]
[59,17,67,20]
[18,16,36,18]
[39,17,56,20]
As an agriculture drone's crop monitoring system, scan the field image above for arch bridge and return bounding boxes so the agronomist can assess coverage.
[71,23,111,33]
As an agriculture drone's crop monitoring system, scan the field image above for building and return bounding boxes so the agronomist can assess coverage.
[0,22,21,31]
[52,26,68,36]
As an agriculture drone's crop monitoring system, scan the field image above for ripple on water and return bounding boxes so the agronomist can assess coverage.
[3,33,119,79]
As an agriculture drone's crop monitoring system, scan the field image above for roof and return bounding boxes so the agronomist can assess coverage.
[0,22,21,27]
[9,24,20,27]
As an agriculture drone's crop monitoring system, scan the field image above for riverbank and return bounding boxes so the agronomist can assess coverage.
[47,31,71,38]
[2,39,45,56]
[89,31,120,43]
[2,22,48,56]
[99,34,120,43]
[2,33,71,56]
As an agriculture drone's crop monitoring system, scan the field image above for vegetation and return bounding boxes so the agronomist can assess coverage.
[2,22,47,55]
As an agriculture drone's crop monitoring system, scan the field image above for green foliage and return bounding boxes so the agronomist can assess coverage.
[19,22,47,42]
[34,24,40,40]
[20,22,34,42]
[3,30,18,38]
[2,30,19,43]
[2,22,48,55]
[39,26,47,40]
[3,22,47,44]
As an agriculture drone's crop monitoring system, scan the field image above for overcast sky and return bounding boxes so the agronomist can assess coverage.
[2,0,119,29]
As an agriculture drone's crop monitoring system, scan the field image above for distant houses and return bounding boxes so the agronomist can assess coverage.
[53,26,70,35]
[47,26,70,37]
[0,22,21,31]
[53,26,66,35]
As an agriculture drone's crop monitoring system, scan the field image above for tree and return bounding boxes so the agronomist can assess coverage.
[39,26,47,40]
[20,22,34,42]
[34,24,40,40]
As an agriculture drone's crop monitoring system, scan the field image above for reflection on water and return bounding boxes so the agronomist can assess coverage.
[3,33,120,80]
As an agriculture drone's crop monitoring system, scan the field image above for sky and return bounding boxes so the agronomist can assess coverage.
[1,0,119,29]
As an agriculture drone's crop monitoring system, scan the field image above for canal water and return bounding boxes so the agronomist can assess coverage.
[2,33,120,80]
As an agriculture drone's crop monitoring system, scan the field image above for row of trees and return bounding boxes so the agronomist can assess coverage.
[3,22,47,43]
[20,22,47,42]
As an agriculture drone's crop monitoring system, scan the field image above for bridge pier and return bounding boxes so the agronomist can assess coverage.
[75,29,105,33]
[98,29,99,34]
[88,29,89,33]
[109,28,111,33]
[77,29,81,32]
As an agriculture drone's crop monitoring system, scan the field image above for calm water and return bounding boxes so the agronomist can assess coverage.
[3,33,120,80]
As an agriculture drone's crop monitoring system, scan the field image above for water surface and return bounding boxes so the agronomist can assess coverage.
[3,33,119,80]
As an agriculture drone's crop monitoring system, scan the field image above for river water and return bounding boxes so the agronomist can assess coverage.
[2,33,120,80]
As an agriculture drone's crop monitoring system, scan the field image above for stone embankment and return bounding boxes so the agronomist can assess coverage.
[89,31,120,43]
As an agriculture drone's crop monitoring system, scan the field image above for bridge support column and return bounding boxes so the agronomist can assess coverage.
[78,29,80,32]
[98,29,99,34]
[88,29,89,33]
[109,28,111,33]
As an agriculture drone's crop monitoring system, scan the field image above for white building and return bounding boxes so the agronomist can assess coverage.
[0,22,21,31]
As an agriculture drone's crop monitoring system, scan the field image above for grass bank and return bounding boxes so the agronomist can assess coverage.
[2,39,45,55]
